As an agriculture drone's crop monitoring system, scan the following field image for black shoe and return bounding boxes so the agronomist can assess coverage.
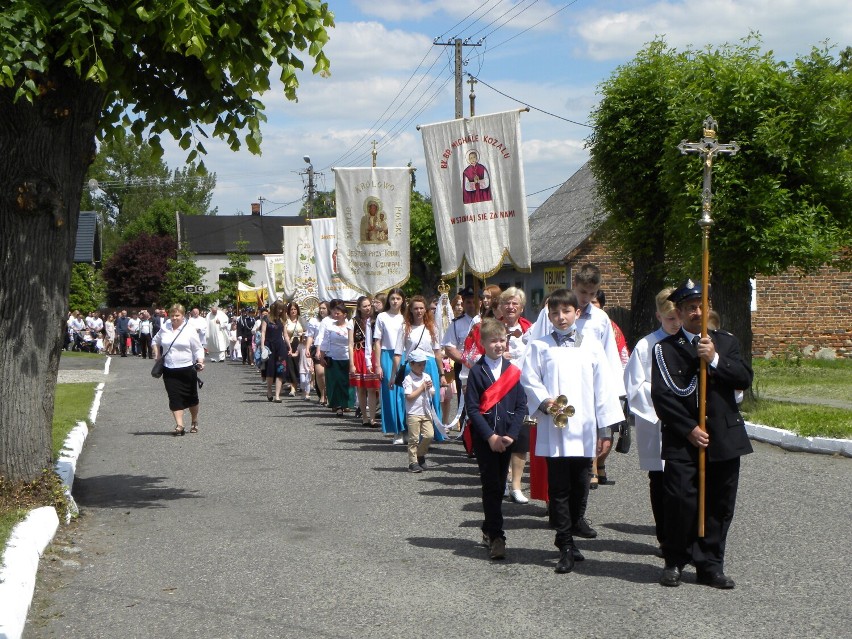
[408,463,422,473]
[555,547,575,574]
[697,571,735,589]
[489,537,506,560]
[417,456,428,470]
[659,564,681,587]
[572,546,585,562]
[571,518,597,539]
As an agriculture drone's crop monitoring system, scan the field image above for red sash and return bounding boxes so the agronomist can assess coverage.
[479,364,521,413]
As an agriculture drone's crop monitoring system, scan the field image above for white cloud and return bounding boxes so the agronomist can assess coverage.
[351,0,565,31]
[574,0,852,62]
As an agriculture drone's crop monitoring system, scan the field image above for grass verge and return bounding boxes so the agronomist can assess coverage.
[752,358,852,402]
[1,382,96,567]
[742,398,852,439]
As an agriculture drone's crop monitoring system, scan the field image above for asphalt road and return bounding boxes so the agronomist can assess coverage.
[26,356,852,638]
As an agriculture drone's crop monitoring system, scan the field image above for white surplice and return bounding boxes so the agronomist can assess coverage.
[522,334,624,458]
[206,310,229,360]
[624,327,669,471]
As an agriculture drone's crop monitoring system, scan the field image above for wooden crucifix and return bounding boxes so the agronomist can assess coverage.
[677,116,739,538]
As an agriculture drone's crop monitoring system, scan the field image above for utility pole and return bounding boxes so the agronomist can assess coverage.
[433,37,482,119]
[302,156,316,219]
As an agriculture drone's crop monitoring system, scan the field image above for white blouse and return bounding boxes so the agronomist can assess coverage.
[395,324,440,360]
[321,321,352,361]
[153,321,204,369]
[373,312,404,351]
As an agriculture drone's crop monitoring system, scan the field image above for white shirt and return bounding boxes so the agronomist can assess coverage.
[313,315,336,351]
[403,371,432,416]
[440,313,476,350]
[395,324,439,360]
[576,303,627,397]
[306,316,322,341]
[152,321,204,369]
[373,312,404,351]
[484,355,503,382]
[321,321,351,360]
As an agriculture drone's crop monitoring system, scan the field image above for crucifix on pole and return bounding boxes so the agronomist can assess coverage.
[677,116,739,538]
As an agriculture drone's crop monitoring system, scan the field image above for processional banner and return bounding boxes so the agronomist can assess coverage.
[420,110,531,278]
[264,254,286,302]
[333,167,411,295]
[310,217,359,302]
[280,225,319,302]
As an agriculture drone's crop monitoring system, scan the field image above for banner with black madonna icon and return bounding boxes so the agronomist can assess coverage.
[333,167,411,295]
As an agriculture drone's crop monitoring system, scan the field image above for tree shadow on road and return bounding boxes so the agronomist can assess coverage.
[73,473,203,509]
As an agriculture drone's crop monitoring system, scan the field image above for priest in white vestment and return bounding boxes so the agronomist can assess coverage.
[206,306,230,362]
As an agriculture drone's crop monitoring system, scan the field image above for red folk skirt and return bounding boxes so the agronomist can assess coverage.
[349,347,381,389]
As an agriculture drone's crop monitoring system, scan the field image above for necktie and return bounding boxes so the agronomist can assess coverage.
[692,335,700,347]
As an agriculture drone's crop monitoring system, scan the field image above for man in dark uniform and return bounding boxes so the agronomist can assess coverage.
[651,279,752,589]
[236,307,256,365]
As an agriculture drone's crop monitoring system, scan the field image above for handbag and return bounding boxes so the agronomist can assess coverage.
[614,421,632,454]
[151,321,187,378]
[261,345,271,362]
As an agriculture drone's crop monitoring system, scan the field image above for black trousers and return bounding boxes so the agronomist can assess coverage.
[240,336,252,363]
[138,334,152,359]
[118,332,128,356]
[546,456,592,549]
[649,470,666,547]
[663,457,740,573]
[472,435,513,541]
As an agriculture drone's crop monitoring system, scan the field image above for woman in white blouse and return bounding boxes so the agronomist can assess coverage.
[305,301,329,405]
[392,295,446,434]
[373,288,406,439]
[152,304,205,436]
[317,300,353,416]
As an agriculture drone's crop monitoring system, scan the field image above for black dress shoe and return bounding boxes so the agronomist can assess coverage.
[570,518,597,539]
[659,564,681,587]
[555,547,575,574]
[697,571,735,589]
[572,547,585,562]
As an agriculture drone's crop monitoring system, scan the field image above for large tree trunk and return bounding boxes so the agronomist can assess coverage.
[0,69,103,482]
[710,272,754,367]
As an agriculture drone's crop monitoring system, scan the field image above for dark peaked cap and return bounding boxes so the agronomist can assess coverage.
[668,279,703,305]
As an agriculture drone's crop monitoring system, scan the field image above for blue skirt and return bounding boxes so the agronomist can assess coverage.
[379,349,405,435]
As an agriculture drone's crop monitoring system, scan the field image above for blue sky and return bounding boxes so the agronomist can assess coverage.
[161,0,851,217]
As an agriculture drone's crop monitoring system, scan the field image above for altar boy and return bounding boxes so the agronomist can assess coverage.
[521,288,624,574]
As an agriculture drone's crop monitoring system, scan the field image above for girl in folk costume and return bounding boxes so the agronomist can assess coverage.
[373,288,407,442]
[391,295,446,441]
[317,300,353,417]
[349,295,381,427]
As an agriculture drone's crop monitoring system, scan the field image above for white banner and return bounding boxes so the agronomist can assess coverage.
[263,254,285,302]
[310,217,359,302]
[333,167,410,295]
[420,110,531,278]
[280,225,319,302]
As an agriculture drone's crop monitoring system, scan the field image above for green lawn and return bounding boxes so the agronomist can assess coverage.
[752,358,852,402]
[747,359,852,439]
[1,382,96,566]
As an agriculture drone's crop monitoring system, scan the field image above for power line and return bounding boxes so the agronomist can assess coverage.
[488,0,581,52]
[471,74,593,127]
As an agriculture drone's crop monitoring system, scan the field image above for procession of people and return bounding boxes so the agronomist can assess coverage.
[94,259,750,588]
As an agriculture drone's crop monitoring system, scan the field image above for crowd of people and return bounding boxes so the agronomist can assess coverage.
[82,262,752,585]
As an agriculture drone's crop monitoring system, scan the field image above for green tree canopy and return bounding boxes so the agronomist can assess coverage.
[159,246,216,311]
[0,0,334,481]
[588,37,852,355]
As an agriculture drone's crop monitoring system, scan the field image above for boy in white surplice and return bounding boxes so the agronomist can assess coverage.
[521,288,623,574]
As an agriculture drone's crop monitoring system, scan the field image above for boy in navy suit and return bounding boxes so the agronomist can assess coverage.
[465,319,528,560]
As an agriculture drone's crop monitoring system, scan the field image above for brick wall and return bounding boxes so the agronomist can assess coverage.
[752,265,852,359]
[571,234,852,360]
